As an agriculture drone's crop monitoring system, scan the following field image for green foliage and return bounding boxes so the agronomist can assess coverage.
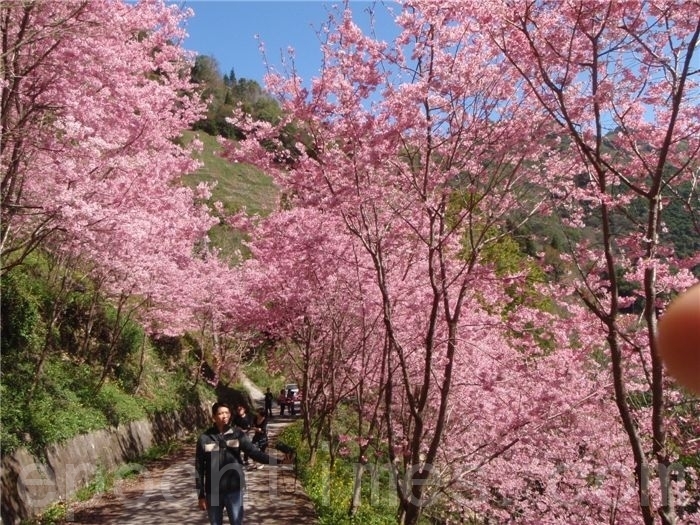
[95,303,143,368]
[95,383,146,426]
[74,465,110,502]
[179,129,278,263]
[0,380,29,453]
[191,58,284,140]
[0,259,215,456]
[30,394,107,452]
[242,352,286,393]
[2,356,109,455]
[2,346,211,457]
[182,130,277,216]
[306,457,398,524]
[114,311,144,361]
[25,500,68,525]
[1,268,47,355]
[482,234,552,307]
[277,422,398,525]
[139,439,183,462]
[26,360,108,451]
[277,420,303,451]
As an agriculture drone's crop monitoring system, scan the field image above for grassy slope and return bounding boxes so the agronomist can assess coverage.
[181,130,278,216]
[180,130,279,260]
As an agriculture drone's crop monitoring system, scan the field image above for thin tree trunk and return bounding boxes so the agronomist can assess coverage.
[78,288,99,361]
[349,462,366,517]
[133,330,147,394]
[95,294,128,391]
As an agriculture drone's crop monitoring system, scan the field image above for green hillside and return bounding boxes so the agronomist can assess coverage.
[180,130,279,260]
[182,130,278,216]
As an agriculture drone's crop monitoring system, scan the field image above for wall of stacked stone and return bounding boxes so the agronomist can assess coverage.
[0,401,211,525]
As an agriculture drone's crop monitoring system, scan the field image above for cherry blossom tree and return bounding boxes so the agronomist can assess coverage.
[1,1,225,345]
[223,1,698,523]
[1,0,210,275]
[233,203,411,519]
[222,5,639,524]
[0,0,239,404]
[234,204,400,516]
[465,2,700,523]
[231,208,376,446]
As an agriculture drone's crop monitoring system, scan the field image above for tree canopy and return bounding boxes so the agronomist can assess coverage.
[223,2,700,524]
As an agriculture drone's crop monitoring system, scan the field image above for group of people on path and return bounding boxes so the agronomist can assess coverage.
[275,387,299,416]
[195,386,297,525]
[263,386,299,417]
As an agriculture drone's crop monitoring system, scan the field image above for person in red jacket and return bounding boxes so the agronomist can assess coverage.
[277,388,287,416]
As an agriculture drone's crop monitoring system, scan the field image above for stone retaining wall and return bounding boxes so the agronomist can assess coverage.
[0,401,211,525]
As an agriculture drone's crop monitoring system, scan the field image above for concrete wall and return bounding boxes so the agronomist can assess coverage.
[0,402,211,525]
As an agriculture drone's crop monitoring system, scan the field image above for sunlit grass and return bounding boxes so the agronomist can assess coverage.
[181,130,278,217]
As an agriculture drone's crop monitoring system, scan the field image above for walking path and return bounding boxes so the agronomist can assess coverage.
[65,377,318,524]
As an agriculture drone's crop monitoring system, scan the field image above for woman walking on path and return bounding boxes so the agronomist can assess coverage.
[233,404,253,467]
[251,408,269,461]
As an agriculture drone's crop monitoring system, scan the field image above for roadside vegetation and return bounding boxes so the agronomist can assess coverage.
[278,408,432,525]
[0,249,211,457]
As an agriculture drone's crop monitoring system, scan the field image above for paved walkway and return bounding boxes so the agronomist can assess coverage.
[65,377,318,524]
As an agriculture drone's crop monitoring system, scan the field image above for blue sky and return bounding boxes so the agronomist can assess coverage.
[178,1,398,86]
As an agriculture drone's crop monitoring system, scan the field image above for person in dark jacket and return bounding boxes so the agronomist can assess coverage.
[232,404,252,431]
[232,404,253,467]
[263,387,274,418]
[195,401,283,525]
[251,408,269,457]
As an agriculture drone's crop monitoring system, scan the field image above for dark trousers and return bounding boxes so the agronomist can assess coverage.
[207,490,243,525]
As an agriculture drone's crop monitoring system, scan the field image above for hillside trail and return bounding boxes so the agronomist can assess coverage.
[65,375,318,524]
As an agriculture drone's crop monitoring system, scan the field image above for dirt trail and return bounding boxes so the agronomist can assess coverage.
[65,376,317,524]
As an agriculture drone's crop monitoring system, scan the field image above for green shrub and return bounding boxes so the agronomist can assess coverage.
[1,350,211,456]
[1,270,46,355]
[95,383,146,426]
[74,465,109,502]
[306,454,398,524]
[28,389,107,451]
[277,422,398,525]
[0,381,28,453]
[30,500,68,524]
